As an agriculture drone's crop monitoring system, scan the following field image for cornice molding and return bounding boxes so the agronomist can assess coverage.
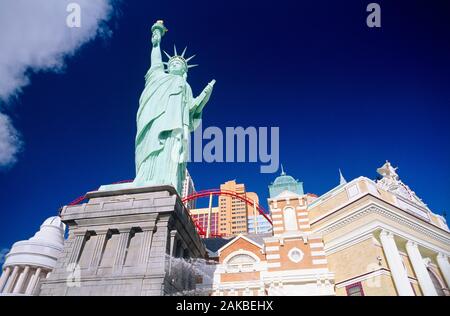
[315,204,450,246]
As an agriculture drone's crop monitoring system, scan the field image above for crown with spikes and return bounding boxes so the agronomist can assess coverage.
[163,45,198,73]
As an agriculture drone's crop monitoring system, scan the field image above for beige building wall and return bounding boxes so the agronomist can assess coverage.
[327,234,425,296]
[314,193,450,296]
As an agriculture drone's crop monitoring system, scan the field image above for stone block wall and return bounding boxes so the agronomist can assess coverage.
[39,185,206,296]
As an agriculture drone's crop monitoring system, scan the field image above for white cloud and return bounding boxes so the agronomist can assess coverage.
[0,113,21,168]
[0,0,119,168]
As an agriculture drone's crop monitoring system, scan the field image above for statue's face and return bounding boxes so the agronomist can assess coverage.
[169,59,186,76]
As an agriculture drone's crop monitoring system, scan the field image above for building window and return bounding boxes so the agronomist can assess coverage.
[288,247,304,263]
[346,282,365,296]
[226,253,258,272]
[283,207,298,231]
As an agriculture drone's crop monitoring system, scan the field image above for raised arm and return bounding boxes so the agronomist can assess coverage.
[150,30,163,71]
[191,80,216,113]
[150,21,167,72]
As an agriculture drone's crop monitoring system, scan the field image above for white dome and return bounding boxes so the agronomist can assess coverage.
[41,216,66,231]
[3,216,66,270]
[29,216,66,246]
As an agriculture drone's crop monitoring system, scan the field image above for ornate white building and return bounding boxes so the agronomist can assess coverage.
[0,217,65,296]
[204,161,450,296]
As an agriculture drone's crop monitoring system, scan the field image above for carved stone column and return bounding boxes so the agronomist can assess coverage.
[113,229,131,270]
[3,265,20,293]
[25,267,42,295]
[379,230,414,296]
[69,233,87,265]
[436,253,450,289]
[406,241,437,296]
[0,267,11,293]
[90,230,108,270]
[168,230,178,275]
[139,227,154,264]
[13,265,30,294]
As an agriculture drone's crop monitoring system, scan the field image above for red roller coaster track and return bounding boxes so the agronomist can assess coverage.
[181,189,272,238]
[67,182,272,238]
[182,189,272,223]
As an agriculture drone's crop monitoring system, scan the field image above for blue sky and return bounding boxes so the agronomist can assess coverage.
[1,0,449,248]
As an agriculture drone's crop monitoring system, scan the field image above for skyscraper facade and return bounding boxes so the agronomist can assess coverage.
[218,180,260,237]
[181,169,196,209]
[190,207,220,237]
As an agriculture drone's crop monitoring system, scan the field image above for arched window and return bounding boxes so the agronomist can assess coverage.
[427,267,445,296]
[283,207,298,231]
[226,253,258,272]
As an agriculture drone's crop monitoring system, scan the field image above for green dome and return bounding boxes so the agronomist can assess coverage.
[268,166,304,198]
[273,174,297,186]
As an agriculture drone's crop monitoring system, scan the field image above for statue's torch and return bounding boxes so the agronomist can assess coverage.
[151,20,168,37]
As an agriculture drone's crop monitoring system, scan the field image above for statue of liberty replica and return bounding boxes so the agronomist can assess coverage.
[134,21,215,193]
[39,21,211,296]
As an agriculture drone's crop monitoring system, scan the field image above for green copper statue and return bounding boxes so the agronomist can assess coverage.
[133,21,215,193]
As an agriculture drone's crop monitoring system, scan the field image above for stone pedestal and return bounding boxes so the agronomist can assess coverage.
[39,185,206,296]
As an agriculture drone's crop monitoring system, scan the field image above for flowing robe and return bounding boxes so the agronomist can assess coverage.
[134,60,204,193]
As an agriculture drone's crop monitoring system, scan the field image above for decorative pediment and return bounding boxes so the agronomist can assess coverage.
[376,161,427,208]
[217,234,263,255]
